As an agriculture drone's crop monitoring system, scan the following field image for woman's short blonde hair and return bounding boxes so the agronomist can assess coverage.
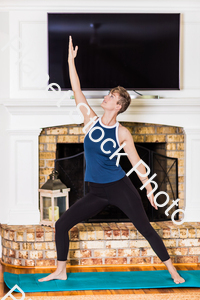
[110,86,131,115]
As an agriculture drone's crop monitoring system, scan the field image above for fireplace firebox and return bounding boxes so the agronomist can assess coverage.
[55,142,178,223]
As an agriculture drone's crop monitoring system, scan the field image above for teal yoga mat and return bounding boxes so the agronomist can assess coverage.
[3,270,200,292]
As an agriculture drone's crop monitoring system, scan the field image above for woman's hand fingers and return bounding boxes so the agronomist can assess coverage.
[69,35,72,50]
[147,194,158,210]
[68,36,78,59]
[68,36,74,58]
[74,45,78,57]
[68,36,72,59]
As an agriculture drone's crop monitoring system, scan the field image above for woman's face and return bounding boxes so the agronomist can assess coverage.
[101,92,121,113]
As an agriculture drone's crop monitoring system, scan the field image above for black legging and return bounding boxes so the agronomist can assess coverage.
[55,175,170,262]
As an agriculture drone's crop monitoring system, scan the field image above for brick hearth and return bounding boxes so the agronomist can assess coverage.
[1,221,200,268]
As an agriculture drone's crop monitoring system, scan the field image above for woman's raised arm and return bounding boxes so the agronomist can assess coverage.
[68,36,97,123]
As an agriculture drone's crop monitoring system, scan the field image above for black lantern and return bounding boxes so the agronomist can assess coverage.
[39,170,70,227]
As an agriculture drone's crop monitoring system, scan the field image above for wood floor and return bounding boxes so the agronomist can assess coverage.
[1,263,200,297]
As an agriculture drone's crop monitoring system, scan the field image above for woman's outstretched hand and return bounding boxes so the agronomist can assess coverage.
[146,189,158,210]
[68,35,78,62]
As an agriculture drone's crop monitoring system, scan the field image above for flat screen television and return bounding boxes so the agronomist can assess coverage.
[48,13,180,91]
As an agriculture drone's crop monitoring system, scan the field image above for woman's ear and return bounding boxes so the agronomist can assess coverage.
[116,103,122,114]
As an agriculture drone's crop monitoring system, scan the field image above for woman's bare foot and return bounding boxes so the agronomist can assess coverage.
[163,258,185,284]
[38,260,67,282]
[168,265,185,284]
[38,270,67,282]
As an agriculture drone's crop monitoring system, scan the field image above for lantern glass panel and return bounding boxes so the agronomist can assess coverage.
[48,197,67,222]
[43,197,51,220]
[55,196,66,218]
[41,194,67,222]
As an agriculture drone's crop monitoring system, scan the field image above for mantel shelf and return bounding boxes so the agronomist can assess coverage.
[1,98,200,117]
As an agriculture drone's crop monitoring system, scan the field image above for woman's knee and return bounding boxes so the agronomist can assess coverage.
[55,213,74,234]
[137,223,155,238]
[55,217,67,233]
[55,219,61,232]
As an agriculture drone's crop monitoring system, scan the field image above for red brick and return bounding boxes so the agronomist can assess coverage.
[87,231,95,240]
[8,249,15,258]
[5,240,11,248]
[69,259,79,266]
[141,248,156,257]
[176,256,199,263]
[45,242,55,250]
[179,228,187,238]
[22,243,32,250]
[80,258,103,265]
[69,250,92,258]
[36,229,44,241]
[106,240,129,248]
[179,238,200,247]
[113,230,121,239]
[109,223,119,229]
[4,229,9,239]
[157,127,176,134]
[39,136,56,143]
[94,249,116,257]
[118,249,140,257]
[167,135,184,143]
[168,247,188,256]
[121,229,129,239]
[13,259,22,266]
[25,260,35,267]
[189,247,200,255]
[70,229,79,241]
[36,259,56,266]
[153,256,175,264]
[44,231,53,241]
[9,230,15,241]
[130,257,151,264]
[30,251,43,259]
[18,250,28,259]
[117,223,128,230]
[16,232,24,242]
[105,258,127,264]
[5,257,12,264]
[104,230,112,239]
[133,135,144,142]
[135,127,155,134]
[26,232,35,242]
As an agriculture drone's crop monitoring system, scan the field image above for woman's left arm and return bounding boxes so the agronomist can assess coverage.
[121,127,158,210]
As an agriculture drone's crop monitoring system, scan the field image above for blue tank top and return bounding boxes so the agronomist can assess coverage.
[84,116,126,183]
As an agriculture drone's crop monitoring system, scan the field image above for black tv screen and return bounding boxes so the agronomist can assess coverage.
[48,13,180,90]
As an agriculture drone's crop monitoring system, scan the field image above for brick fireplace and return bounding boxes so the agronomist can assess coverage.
[39,121,185,220]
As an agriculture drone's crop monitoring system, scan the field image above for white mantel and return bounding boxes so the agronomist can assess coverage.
[0,0,200,228]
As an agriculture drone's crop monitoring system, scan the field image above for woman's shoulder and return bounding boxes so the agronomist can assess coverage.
[118,123,130,134]
[83,115,99,135]
[118,123,132,146]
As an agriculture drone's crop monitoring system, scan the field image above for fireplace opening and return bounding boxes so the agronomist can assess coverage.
[55,142,179,223]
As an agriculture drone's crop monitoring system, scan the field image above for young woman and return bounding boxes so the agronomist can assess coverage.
[39,36,185,284]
